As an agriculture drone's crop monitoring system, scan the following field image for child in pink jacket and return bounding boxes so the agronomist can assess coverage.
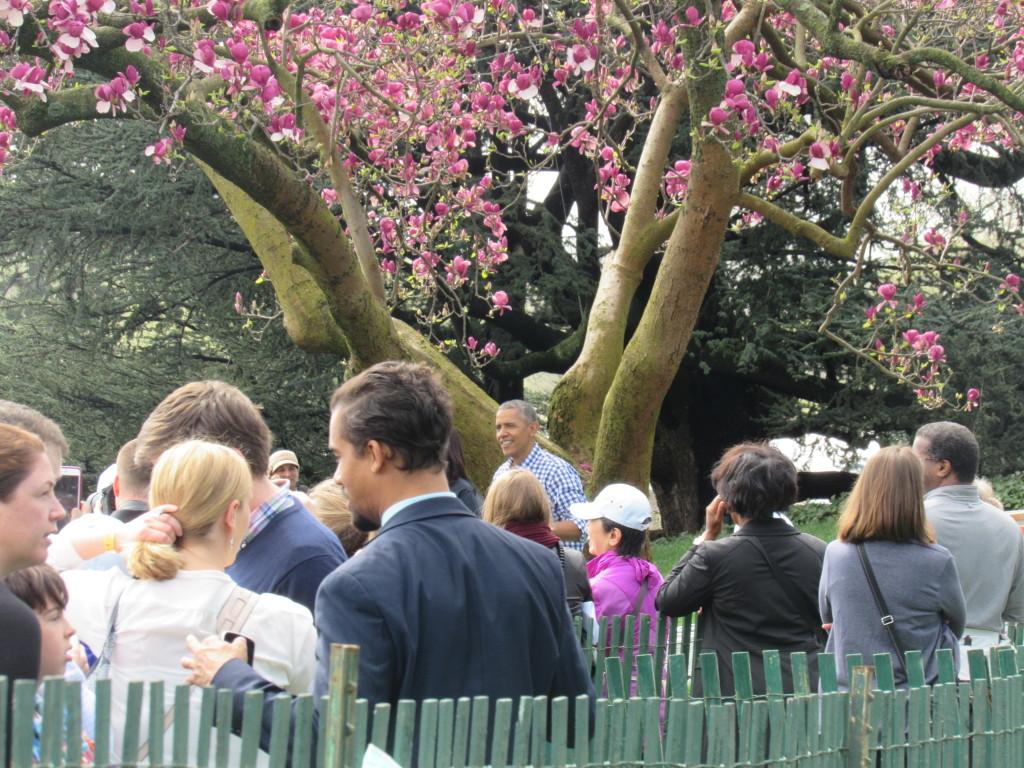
[573,484,663,694]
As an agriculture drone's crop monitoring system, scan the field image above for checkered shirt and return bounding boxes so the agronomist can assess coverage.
[493,443,588,550]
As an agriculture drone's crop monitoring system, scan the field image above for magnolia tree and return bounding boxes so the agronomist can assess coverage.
[1,0,1022,495]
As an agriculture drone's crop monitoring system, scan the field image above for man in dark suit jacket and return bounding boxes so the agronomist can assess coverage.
[183,361,594,755]
[656,443,827,697]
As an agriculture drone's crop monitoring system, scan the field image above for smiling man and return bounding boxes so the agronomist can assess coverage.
[492,400,587,549]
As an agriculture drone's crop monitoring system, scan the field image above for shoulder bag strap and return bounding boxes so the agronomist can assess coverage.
[88,580,132,681]
[630,579,650,617]
[741,536,824,639]
[215,584,260,635]
[855,543,908,670]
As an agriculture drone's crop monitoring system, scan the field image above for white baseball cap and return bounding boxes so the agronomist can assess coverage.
[570,483,653,531]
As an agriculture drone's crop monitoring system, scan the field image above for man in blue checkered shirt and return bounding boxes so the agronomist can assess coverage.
[492,400,588,550]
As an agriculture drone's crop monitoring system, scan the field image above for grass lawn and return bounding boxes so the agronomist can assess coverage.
[649,503,841,577]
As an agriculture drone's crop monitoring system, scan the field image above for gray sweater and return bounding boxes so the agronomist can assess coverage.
[819,540,965,689]
[925,484,1024,632]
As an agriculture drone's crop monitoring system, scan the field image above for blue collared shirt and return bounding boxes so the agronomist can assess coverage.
[380,492,458,529]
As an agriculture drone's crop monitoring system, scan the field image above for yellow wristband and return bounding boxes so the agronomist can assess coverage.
[103,533,117,553]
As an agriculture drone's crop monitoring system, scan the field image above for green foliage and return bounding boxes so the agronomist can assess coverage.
[992,472,1024,511]
[0,122,343,484]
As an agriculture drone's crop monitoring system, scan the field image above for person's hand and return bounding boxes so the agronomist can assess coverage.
[703,495,728,541]
[116,505,181,551]
[181,634,249,686]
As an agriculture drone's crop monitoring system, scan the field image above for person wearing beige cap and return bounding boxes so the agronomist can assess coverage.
[268,450,304,492]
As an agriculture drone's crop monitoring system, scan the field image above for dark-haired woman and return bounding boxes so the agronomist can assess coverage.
[656,443,827,696]
[446,431,483,516]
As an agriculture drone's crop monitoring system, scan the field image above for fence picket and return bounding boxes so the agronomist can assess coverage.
[65,684,81,765]
[642,697,662,766]
[11,679,34,768]
[548,697,567,768]
[392,699,416,768]
[122,680,144,767]
[369,702,390,751]
[732,651,754,701]
[706,702,736,765]
[194,683,215,768]
[267,694,293,768]
[239,690,264,768]
[451,697,471,768]
[214,688,232,768]
[40,677,62,768]
[488,698,512,768]
[509,696,531,767]
[436,699,455,768]
[289,695,313,768]
[147,679,165,766]
[172,684,191,767]
[468,696,489,768]
[416,699,439,768]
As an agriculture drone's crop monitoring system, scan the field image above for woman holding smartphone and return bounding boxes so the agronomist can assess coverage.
[62,440,316,764]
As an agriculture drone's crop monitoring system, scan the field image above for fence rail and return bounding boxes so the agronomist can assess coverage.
[5,617,1024,767]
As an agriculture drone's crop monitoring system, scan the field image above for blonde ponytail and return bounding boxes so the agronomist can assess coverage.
[126,539,184,581]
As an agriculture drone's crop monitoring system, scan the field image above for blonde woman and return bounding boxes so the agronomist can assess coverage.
[62,440,316,763]
[819,446,966,689]
[484,469,591,616]
[308,479,369,556]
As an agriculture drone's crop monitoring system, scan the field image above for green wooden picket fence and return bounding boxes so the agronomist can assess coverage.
[6,616,1024,767]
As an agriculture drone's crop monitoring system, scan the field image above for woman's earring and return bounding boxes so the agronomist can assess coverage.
[229,535,235,550]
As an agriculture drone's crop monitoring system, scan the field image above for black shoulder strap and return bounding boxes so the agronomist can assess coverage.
[741,536,823,641]
[855,543,908,669]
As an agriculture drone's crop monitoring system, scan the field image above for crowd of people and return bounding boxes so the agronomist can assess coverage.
[0,363,1021,765]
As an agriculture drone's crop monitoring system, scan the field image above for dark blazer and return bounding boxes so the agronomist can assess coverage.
[656,518,826,696]
[215,495,594,759]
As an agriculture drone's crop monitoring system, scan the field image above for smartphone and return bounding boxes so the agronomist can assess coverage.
[223,632,256,666]
[55,466,82,513]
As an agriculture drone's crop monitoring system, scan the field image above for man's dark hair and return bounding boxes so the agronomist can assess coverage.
[915,421,979,483]
[3,564,68,612]
[711,443,798,523]
[330,361,452,471]
[135,381,272,478]
[0,400,68,462]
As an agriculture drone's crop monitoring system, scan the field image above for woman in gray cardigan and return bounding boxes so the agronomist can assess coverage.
[819,446,966,689]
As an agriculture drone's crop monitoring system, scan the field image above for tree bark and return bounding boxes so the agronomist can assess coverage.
[590,139,739,492]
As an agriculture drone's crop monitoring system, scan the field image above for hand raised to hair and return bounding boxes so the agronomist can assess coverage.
[115,505,181,551]
[703,495,728,541]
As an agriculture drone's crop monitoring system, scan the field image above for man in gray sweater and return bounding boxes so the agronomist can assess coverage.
[913,421,1024,673]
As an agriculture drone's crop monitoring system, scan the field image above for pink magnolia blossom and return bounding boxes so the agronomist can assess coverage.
[233,292,243,314]
[482,341,499,357]
[927,344,945,362]
[1005,273,1021,291]
[465,336,478,351]
[877,283,898,302]
[122,21,154,53]
[490,290,510,314]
